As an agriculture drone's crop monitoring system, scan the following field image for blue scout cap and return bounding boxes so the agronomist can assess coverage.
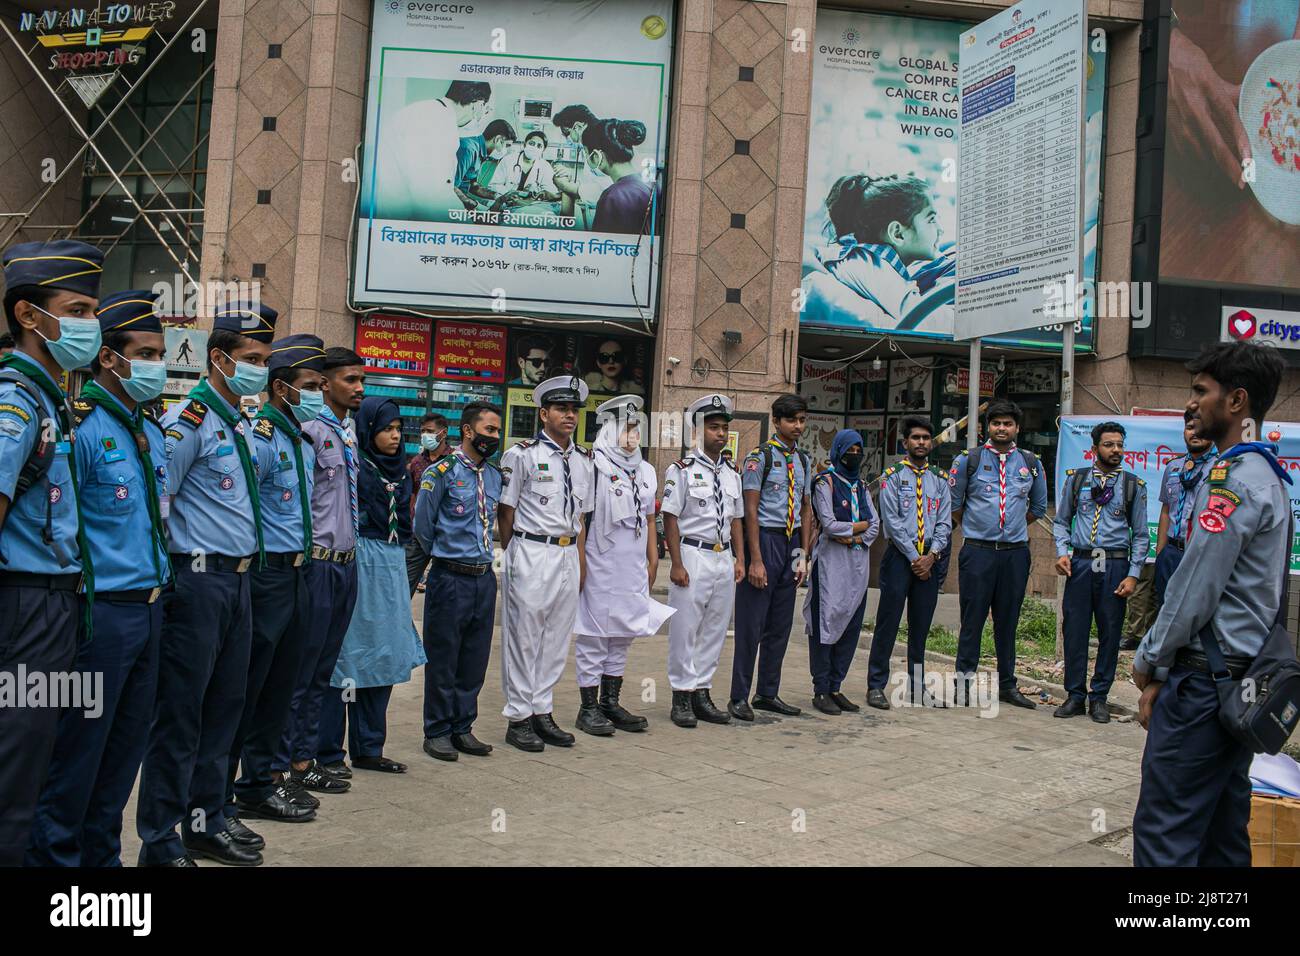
[212,301,277,342]
[96,289,163,334]
[268,333,327,372]
[2,239,104,299]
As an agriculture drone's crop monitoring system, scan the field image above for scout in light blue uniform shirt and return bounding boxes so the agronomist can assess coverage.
[0,238,104,868]
[136,300,276,867]
[740,438,812,529]
[27,289,171,867]
[1154,425,1216,604]
[414,447,503,562]
[1052,424,1150,720]
[227,334,326,827]
[948,444,1048,543]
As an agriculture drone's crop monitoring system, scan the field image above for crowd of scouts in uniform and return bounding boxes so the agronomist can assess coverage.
[0,238,1290,870]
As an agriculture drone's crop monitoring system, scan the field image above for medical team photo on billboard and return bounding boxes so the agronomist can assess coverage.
[354,0,673,320]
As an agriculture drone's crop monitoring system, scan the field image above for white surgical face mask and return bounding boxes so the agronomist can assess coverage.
[488,145,506,160]
[523,143,543,161]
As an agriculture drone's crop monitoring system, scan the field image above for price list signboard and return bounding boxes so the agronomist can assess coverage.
[954,0,1087,341]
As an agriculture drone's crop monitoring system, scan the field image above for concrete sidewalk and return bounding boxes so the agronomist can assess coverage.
[118,580,1144,867]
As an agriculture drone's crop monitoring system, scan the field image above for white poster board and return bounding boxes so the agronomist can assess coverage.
[954,0,1087,340]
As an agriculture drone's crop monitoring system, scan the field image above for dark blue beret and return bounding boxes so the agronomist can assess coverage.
[268,334,326,372]
[212,301,277,343]
[96,289,163,334]
[3,240,104,299]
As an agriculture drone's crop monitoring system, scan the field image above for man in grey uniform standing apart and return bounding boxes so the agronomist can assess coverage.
[1132,340,1290,867]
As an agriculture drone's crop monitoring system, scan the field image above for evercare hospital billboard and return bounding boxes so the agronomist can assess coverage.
[354,0,673,320]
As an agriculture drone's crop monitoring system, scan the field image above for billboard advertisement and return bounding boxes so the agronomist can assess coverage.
[355,312,433,376]
[354,0,673,320]
[1158,1,1300,293]
[799,10,1107,351]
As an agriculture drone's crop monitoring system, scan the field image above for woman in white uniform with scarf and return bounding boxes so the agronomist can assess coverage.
[573,395,673,736]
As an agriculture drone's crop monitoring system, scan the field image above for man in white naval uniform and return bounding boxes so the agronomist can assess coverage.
[497,375,595,752]
[661,394,745,727]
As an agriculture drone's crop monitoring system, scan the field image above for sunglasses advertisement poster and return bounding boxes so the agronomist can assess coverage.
[579,335,649,396]
[503,385,612,451]
[353,0,673,320]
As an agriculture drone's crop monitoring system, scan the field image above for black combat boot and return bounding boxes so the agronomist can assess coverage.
[691,688,731,724]
[599,675,648,732]
[575,686,616,736]
[670,690,697,727]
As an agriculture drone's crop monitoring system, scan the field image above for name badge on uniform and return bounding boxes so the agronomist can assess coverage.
[217,445,234,457]
[105,448,126,463]
[159,494,170,519]
[55,440,71,454]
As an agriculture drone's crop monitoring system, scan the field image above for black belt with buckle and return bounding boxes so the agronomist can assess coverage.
[98,587,163,604]
[0,571,82,591]
[760,526,796,535]
[310,546,356,565]
[1072,548,1129,560]
[169,553,254,574]
[263,551,305,569]
[965,538,1028,551]
[433,557,492,576]
[682,536,730,552]
[516,531,576,547]
[1167,538,1185,550]
[1176,648,1252,680]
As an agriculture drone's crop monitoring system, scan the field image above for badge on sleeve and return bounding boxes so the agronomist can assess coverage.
[1198,510,1226,534]
[745,460,759,472]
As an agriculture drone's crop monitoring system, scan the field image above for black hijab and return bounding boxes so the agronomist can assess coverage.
[355,396,412,542]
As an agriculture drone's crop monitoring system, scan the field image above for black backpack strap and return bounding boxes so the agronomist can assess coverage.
[1020,449,1041,478]
[0,369,55,498]
[761,444,772,485]
[964,446,983,500]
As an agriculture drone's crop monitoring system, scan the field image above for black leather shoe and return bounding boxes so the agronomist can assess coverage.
[691,689,731,724]
[830,691,860,712]
[1089,698,1111,723]
[182,829,263,867]
[575,686,616,737]
[280,776,320,809]
[670,690,697,727]
[225,816,266,849]
[1000,688,1038,709]
[144,855,197,867]
[506,719,545,752]
[531,713,576,747]
[866,688,891,710]
[813,693,841,715]
[321,761,353,779]
[451,732,493,756]
[423,736,459,761]
[1054,696,1086,718]
[352,755,408,773]
[1118,637,1140,651]
[752,695,800,716]
[600,675,648,731]
[237,786,317,823]
[727,699,754,722]
[290,761,351,793]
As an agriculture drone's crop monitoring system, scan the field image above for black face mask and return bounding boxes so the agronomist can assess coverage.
[839,452,864,474]
[470,431,500,459]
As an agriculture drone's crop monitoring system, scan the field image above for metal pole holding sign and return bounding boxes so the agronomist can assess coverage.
[967,338,981,449]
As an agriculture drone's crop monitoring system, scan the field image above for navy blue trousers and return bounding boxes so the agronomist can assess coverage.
[227,563,310,809]
[275,559,358,769]
[806,559,868,695]
[1062,556,1128,702]
[1132,668,1253,866]
[868,545,950,693]
[27,597,161,867]
[0,585,79,866]
[955,543,1030,692]
[319,685,393,764]
[137,566,251,864]
[1153,542,1185,606]
[731,528,799,701]
[422,563,497,739]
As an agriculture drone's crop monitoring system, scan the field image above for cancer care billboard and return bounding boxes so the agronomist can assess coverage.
[354,0,673,320]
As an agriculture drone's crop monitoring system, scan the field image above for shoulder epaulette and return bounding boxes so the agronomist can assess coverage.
[928,464,945,479]
[434,457,453,475]
[1065,468,1076,477]
[574,444,591,457]
[1135,476,1146,486]
[253,417,275,440]
[672,456,692,469]
[881,465,896,479]
[1208,456,1239,485]
[69,398,95,427]
[813,469,833,485]
[178,399,207,430]
[746,446,761,457]
[516,438,537,450]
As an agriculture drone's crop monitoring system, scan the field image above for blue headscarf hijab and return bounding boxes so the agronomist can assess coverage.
[355,395,412,541]
[830,428,865,481]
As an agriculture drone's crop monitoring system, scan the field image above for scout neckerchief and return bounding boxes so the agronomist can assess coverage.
[598,449,643,538]
[191,378,264,566]
[1088,467,1118,544]
[257,403,312,561]
[537,431,574,527]
[904,459,927,554]
[80,380,166,585]
[983,441,1015,529]
[830,469,864,550]
[321,405,359,535]
[453,446,492,554]
[361,453,399,543]
[702,450,725,543]
[768,437,797,538]
[1174,450,1213,533]
[0,352,94,629]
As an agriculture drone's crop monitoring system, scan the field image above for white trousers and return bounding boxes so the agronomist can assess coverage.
[574,634,635,688]
[667,546,735,691]
[500,536,580,720]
